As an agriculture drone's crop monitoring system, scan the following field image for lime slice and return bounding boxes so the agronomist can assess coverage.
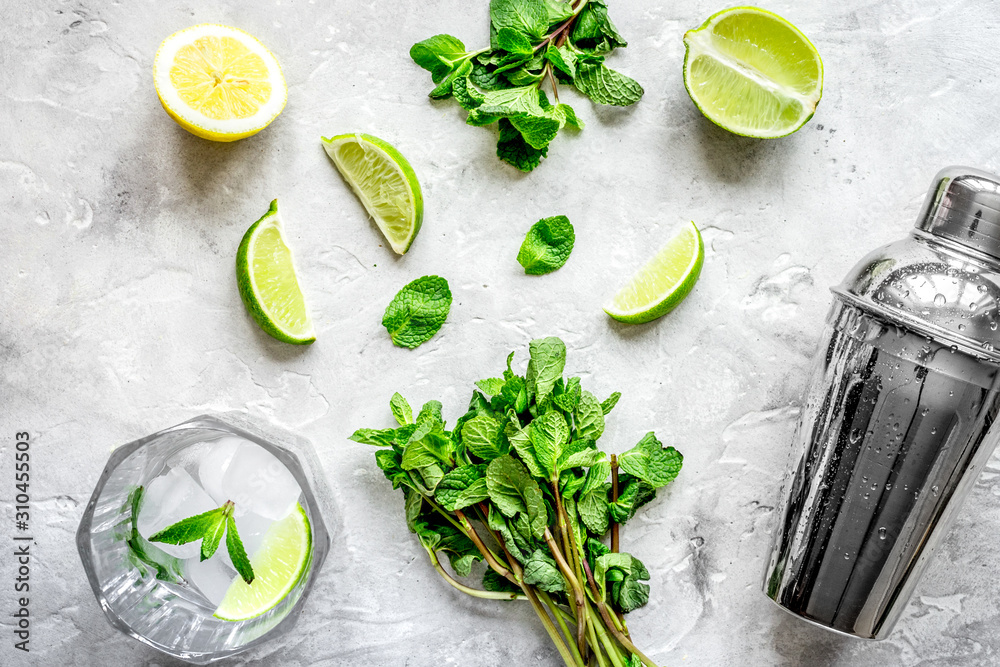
[214,504,312,621]
[604,222,704,324]
[683,7,823,138]
[321,133,423,255]
[153,24,287,142]
[236,200,315,345]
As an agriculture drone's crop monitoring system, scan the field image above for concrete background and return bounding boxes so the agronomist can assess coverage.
[3,0,1000,665]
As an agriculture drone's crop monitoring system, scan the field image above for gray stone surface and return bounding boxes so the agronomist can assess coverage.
[4,0,1000,665]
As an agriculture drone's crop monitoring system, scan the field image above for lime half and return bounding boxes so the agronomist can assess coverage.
[236,200,316,345]
[604,221,704,324]
[322,133,423,254]
[683,7,823,138]
[214,504,312,621]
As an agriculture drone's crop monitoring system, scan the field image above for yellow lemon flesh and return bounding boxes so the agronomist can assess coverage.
[154,24,287,142]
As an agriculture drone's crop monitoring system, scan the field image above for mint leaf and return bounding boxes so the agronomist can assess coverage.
[349,428,395,447]
[497,27,534,55]
[149,507,225,546]
[609,475,657,524]
[410,34,470,83]
[429,59,473,100]
[390,393,413,426]
[483,568,521,594]
[553,376,582,412]
[544,0,576,24]
[516,215,575,275]
[527,337,566,405]
[382,275,452,349]
[490,0,548,40]
[436,464,490,511]
[507,422,545,479]
[486,454,547,538]
[200,508,228,561]
[529,410,569,479]
[476,378,506,396]
[479,86,547,117]
[575,390,605,440]
[523,549,566,593]
[601,391,621,415]
[401,431,454,470]
[226,513,255,584]
[574,62,644,106]
[545,44,577,78]
[497,118,548,172]
[453,72,485,110]
[551,102,584,130]
[561,447,605,470]
[462,414,509,462]
[611,554,650,612]
[124,486,184,583]
[571,0,627,52]
[577,462,611,534]
[618,432,683,487]
[404,486,422,531]
[510,114,561,150]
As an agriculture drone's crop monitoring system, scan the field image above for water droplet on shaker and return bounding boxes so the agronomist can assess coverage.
[992,321,998,331]
[878,527,887,540]
[979,284,988,293]
[921,407,930,416]
[958,323,966,331]
[932,485,940,495]
[934,294,947,307]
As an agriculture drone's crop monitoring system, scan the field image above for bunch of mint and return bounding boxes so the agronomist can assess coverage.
[410,0,643,172]
[353,337,681,667]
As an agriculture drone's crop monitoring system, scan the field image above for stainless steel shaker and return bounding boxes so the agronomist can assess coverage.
[763,166,1000,639]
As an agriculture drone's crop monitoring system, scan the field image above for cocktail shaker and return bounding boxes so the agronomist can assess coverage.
[763,166,1000,639]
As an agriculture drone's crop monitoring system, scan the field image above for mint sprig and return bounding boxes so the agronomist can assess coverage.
[149,501,255,585]
[410,0,643,172]
[351,336,682,667]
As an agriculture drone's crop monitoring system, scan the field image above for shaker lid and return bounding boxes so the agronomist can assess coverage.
[915,166,1000,260]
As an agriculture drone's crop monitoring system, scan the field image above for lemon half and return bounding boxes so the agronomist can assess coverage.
[154,24,287,142]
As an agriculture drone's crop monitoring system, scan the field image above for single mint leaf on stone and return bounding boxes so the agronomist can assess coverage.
[390,392,413,426]
[497,118,548,172]
[149,507,225,546]
[410,34,469,83]
[574,62,644,106]
[490,0,548,40]
[382,275,452,349]
[510,115,561,150]
[226,512,255,584]
[349,428,395,447]
[517,215,575,275]
[497,27,534,55]
[523,549,567,593]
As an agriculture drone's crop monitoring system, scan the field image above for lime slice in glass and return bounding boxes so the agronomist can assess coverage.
[214,504,312,621]
[604,221,704,324]
[683,6,823,138]
[236,200,316,345]
[321,133,423,255]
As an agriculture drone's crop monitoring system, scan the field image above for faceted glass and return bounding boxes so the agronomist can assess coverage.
[76,414,332,664]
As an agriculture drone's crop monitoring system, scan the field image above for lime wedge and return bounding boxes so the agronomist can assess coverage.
[214,504,312,621]
[604,222,704,324]
[683,7,823,138]
[322,133,423,255]
[236,200,316,345]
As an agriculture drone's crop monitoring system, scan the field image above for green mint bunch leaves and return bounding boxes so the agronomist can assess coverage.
[410,0,643,172]
[352,337,681,667]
